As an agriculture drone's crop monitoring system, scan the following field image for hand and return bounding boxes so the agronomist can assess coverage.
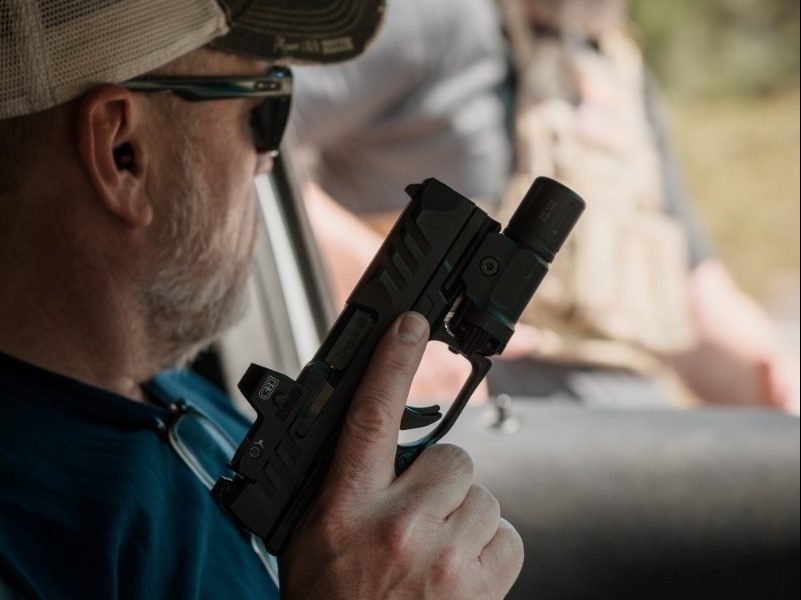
[279,312,524,599]
[670,260,800,412]
[758,351,800,415]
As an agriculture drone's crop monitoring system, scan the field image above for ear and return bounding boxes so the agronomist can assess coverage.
[76,85,152,227]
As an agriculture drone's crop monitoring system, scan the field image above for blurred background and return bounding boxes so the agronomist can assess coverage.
[630,0,800,352]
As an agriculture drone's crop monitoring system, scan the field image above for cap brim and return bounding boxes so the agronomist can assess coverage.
[211,0,386,64]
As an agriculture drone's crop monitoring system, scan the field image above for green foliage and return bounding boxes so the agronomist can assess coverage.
[629,0,800,98]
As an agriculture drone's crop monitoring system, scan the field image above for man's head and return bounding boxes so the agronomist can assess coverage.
[0,0,384,379]
[125,48,277,368]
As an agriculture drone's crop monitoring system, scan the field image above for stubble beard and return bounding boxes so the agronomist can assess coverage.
[140,132,255,371]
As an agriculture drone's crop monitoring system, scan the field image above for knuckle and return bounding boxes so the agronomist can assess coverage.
[509,525,525,563]
[431,444,474,479]
[431,545,465,589]
[347,394,394,439]
[315,516,349,558]
[471,484,500,520]
[377,509,418,559]
[498,520,525,571]
[296,499,354,561]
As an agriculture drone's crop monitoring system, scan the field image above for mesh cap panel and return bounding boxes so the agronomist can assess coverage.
[0,0,227,118]
[1,0,385,119]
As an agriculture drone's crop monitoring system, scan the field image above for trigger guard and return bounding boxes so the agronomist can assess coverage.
[395,352,491,474]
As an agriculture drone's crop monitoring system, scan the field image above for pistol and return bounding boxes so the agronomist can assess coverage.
[212,176,585,554]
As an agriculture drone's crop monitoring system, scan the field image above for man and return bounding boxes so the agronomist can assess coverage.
[0,1,523,598]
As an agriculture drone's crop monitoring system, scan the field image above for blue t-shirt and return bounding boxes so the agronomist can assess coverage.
[0,351,279,599]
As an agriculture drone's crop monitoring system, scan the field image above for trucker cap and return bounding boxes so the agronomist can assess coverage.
[0,0,386,119]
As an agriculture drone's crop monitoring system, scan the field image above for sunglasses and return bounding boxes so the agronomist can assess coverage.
[122,66,293,156]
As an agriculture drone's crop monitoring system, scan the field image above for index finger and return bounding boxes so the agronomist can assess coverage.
[327,312,429,493]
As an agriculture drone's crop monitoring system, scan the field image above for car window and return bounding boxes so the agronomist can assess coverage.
[215,152,334,410]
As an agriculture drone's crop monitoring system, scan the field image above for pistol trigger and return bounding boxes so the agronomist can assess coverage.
[400,405,442,430]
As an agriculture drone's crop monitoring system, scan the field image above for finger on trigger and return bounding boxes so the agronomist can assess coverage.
[328,312,429,492]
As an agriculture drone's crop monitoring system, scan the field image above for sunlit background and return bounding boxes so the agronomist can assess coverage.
[630,0,800,351]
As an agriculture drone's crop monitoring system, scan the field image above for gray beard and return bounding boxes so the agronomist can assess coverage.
[139,139,252,371]
[143,238,251,371]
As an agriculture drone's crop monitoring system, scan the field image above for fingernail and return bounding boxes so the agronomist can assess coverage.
[397,312,428,343]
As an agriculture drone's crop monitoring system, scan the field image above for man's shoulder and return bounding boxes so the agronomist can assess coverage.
[148,368,251,433]
[0,361,273,599]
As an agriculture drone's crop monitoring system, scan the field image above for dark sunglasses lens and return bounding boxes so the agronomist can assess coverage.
[250,96,291,154]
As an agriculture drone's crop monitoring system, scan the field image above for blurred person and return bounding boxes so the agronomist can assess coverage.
[0,1,524,598]
[291,0,799,414]
[496,0,798,412]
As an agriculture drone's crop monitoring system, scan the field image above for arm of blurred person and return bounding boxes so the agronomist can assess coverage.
[281,312,524,598]
[668,259,799,414]
[306,183,542,404]
[645,76,799,414]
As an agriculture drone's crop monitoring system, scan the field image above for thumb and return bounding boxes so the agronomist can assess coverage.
[327,312,429,493]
